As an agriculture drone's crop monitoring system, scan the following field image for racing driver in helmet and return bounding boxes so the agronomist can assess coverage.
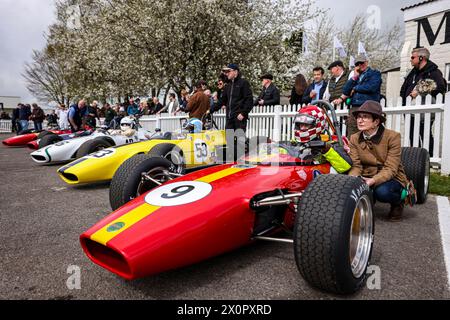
[290,105,352,173]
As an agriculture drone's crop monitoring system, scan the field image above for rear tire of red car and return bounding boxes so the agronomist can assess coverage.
[76,137,114,158]
[18,129,34,135]
[109,155,176,211]
[37,131,52,139]
[38,133,63,149]
[401,147,429,204]
[294,174,374,294]
[148,143,185,174]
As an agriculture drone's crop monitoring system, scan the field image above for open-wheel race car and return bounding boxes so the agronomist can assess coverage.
[2,129,72,147]
[80,101,430,294]
[57,114,226,187]
[26,126,95,150]
[29,116,153,164]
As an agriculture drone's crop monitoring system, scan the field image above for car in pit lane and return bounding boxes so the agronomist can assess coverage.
[80,101,430,294]
[29,117,152,164]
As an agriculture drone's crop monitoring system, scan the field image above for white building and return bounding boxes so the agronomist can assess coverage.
[400,0,450,93]
[0,96,21,112]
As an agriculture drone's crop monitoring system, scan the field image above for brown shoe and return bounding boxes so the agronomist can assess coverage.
[388,204,403,222]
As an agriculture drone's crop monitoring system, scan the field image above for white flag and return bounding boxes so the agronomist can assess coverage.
[358,41,367,55]
[333,36,347,57]
[349,55,355,68]
[303,33,309,55]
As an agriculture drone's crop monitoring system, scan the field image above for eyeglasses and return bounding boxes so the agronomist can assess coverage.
[356,114,372,120]
[411,56,419,60]
[355,62,364,67]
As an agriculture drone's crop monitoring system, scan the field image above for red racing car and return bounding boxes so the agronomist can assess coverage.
[2,129,71,147]
[80,101,429,294]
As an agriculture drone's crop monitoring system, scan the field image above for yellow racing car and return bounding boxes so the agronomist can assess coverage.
[57,126,226,186]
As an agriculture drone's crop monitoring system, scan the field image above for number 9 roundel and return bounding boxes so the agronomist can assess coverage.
[144,181,212,207]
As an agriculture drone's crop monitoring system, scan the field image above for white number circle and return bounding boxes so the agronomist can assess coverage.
[144,181,212,207]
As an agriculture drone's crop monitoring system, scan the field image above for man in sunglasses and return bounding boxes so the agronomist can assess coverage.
[221,63,253,132]
[221,63,254,161]
[399,47,446,155]
[400,47,446,105]
[342,55,382,136]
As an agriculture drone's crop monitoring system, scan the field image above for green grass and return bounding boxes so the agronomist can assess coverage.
[430,173,450,197]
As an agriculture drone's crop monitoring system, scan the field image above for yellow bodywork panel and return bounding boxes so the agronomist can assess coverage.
[57,130,226,185]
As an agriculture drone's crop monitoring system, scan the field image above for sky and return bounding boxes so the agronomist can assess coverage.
[0,0,420,105]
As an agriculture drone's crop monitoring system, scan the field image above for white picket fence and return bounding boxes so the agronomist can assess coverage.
[138,93,450,174]
[0,120,12,133]
[2,93,449,173]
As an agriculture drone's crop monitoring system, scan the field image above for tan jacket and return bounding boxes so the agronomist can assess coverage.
[348,126,409,187]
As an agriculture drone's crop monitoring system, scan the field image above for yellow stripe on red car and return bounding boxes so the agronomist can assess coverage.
[90,203,160,246]
[196,167,245,183]
[90,166,246,246]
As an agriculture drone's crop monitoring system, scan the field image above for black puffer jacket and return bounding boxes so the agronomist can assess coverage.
[221,74,254,120]
[400,60,447,104]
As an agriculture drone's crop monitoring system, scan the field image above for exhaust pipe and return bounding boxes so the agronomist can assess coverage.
[252,192,302,208]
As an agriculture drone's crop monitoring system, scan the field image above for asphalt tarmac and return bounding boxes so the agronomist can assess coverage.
[1,133,449,300]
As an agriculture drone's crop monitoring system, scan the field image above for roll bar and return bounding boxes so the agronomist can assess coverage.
[312,100,344,146]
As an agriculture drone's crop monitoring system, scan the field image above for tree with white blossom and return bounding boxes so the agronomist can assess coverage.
[25,0,317,104]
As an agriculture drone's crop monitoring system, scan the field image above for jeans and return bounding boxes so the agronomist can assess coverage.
[373,179,403,205]
[34,121,43,131]
[19,120,29,132]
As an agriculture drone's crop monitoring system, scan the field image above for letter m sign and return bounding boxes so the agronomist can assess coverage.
[416,11,450,47]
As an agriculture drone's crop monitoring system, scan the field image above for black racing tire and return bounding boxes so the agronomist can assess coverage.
[76,137,114,158]
[109,155,175,210]
[401,147,429,204]
[37,131,52,139]
[294,174,374,294]
[148,143,185,174]
[38,133,63,149]
[18,129,34,135]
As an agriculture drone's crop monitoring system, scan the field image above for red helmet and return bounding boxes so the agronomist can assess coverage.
[293,105,326,143]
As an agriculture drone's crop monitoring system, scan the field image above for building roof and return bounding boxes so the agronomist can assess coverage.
[381,67,401,74]
[401,0,436,11]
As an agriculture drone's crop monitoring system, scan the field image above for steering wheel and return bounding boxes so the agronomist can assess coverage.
[201,112,219,130]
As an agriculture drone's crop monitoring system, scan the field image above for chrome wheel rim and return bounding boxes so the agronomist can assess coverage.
[424,159,430,195]
[164,151,184,174]
[349,195,373,278]
[137,166,172,196]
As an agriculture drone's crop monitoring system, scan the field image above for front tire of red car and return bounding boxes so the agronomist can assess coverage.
[109,155,176,211]
[294,174,374,294]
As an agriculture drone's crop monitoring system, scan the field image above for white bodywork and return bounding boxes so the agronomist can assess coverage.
[30,128,151,164]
